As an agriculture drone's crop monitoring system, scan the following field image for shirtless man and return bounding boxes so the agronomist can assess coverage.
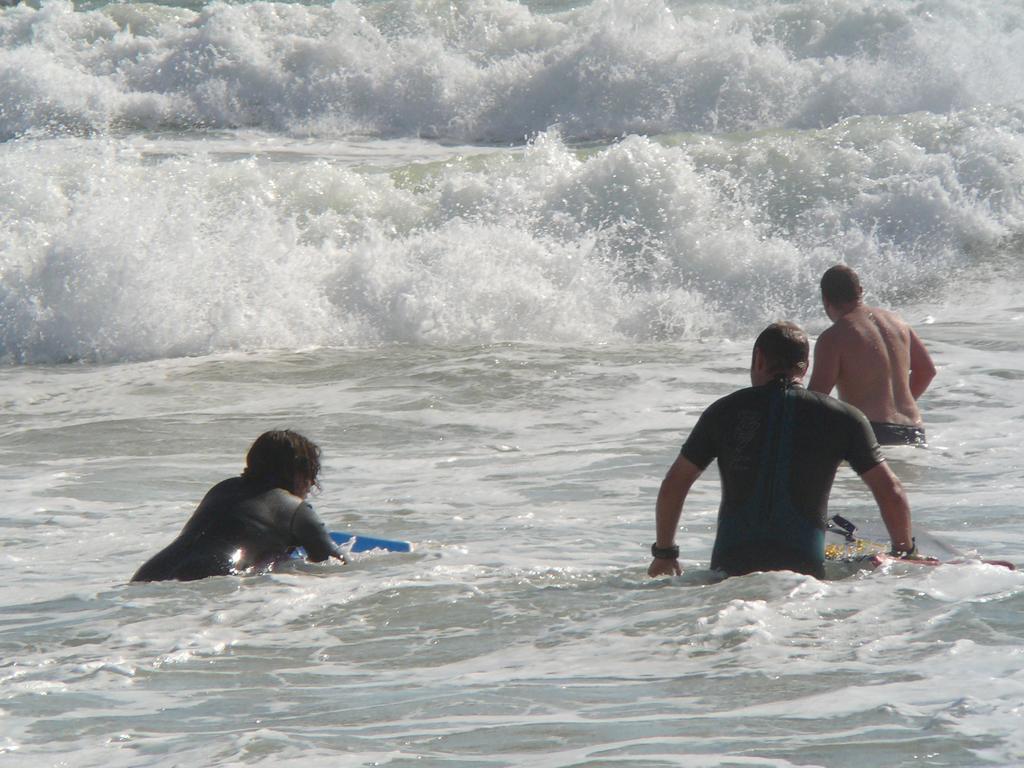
[808,265,936,446]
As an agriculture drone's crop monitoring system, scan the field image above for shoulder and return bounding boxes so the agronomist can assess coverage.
[813,391,883,467]
[867,304,899,320]
[718,385,761,404]
[209,476,245,493]
[685,387,754,434]
[195,476,246,506]
[694,387,767,430]
[259,486,305,512]
[816,323,840,342]
[869,305,910,331]
[813,324,845,355]
[682,389,750,466]
[705,387,761,414]
[797,385,849,409]
[816,391,874,432]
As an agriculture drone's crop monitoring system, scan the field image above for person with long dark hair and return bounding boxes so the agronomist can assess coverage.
[131,430,343,582]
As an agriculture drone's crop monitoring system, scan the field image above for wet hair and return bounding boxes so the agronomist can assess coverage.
[754,321,809,376]
[820,264,863,305]
[242,430,321,494]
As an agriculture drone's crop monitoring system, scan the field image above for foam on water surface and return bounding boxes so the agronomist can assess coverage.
[1,108,1022,363]
[2,0,1024,764]
[1,338,1023,765]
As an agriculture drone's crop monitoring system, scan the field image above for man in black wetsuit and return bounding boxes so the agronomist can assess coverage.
[648,322,915,579]
[132,430,344,582]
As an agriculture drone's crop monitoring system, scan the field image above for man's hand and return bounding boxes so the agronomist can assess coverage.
[648,557,682,577]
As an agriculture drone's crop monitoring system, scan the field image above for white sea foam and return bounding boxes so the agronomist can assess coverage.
[2,1,1023,765]
[1,335,1022,766]
[1,105,1022,363]
[2,0,1024,142]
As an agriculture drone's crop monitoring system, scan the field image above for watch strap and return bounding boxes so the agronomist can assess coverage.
[651,542,680,560]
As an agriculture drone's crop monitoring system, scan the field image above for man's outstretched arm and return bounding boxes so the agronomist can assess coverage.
[808,331,840,395]
[860,461,913,552]
[648,455,703,577]
[908,328,936,400]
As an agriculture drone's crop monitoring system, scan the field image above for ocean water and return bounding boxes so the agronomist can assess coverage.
[2,0,1024,765]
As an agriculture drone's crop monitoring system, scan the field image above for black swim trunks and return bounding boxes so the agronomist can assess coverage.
[680,380,884,578]
[870,421,926,447]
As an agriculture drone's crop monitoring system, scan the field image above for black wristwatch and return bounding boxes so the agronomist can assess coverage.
[651,542,680,560]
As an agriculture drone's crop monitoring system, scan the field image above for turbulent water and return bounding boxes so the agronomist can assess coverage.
[2,0,1024,765]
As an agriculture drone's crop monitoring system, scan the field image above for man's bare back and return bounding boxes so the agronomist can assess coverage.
[809,306,931,424]
[808,265,936,435]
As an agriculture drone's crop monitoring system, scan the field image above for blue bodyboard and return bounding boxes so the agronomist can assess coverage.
[290,531,413,560]
[329,531,413,553]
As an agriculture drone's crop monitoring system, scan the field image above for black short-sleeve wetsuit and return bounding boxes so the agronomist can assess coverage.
[131,476,341,582]
[681,379,884,578]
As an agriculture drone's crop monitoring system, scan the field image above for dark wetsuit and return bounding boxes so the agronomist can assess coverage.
[681,379,884,578]
[131,477,341,582]
[870,421,926,447]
